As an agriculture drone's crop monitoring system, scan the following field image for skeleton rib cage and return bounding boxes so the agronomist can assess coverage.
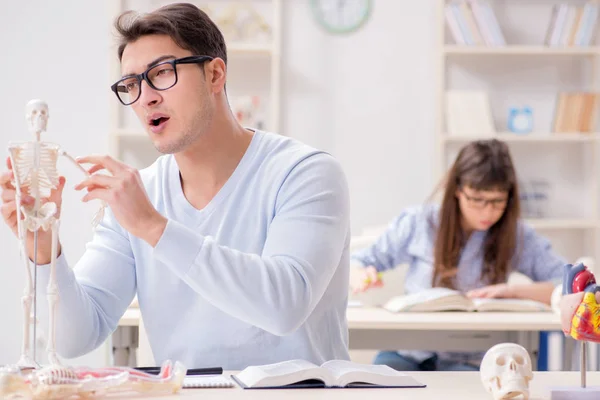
[9,141,61,201]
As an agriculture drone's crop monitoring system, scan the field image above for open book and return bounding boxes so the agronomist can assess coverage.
[231,359,426,389]
[383,287,552,313]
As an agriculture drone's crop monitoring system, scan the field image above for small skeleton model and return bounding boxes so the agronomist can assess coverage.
[8,99,106,367]
[480,343,534,400]
[0,360,186,399]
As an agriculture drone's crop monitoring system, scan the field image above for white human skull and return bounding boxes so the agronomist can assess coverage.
[480,343,533,400]
[25,99,49,134]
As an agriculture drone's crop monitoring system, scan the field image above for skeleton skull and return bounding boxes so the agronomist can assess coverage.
[26,99,49,134]
[480,343,533,400]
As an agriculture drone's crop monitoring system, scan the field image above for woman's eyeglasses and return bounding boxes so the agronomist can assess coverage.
[460,189,509,210]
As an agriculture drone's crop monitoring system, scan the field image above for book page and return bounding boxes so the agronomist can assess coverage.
[472,298,551,312]
[234,359,325,388]
[321,360,425,388]
[322,360,400,381]
[383,287,471,312]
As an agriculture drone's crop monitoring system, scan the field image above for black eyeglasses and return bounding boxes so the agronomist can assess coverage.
[110,55,214,106]
[460,189,509,210]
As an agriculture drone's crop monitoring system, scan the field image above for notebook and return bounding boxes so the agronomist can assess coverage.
[183,375,235,388]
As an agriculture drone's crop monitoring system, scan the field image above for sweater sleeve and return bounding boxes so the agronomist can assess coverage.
[35,207,136,358]
[152,153,350,336]
[513,222,566,285]
[350,208,419,272]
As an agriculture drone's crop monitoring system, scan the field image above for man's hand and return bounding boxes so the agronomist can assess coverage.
[75,155,167,246]
[1,157,65,264]
[466,283,511,299]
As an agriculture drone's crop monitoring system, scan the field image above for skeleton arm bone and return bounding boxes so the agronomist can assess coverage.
[58,149,105,227]
[58,149,89,178]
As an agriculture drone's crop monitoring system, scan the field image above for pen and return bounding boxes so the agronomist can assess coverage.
[364,272,383,285]
[134,366,223,376]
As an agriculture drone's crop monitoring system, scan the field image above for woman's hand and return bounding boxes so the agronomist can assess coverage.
[349,266,383,294]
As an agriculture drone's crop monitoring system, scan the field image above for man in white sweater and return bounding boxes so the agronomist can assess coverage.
[0,3,350,369]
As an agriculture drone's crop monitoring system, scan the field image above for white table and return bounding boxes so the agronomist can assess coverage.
[105,371,600,399]
[346,307,560,361]
[118,307,568,369]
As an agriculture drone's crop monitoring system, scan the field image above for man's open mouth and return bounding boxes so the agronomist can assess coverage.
[151,117,170,127]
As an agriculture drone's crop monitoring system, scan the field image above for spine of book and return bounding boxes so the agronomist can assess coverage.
[445,5,467,45]
[468,0,495,46]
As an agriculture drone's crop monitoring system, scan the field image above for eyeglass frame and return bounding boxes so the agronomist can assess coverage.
[110,55,215,106]
[459,188,510,210]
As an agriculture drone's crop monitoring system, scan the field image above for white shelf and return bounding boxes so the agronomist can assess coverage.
[443,133,598,143]
[228,42,273,55]
[444,45,600,55]
[437,0,600,263]
[526,219,598,230]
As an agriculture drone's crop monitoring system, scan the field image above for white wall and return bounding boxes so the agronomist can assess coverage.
[282,2,437,234]
[0,0,111,366]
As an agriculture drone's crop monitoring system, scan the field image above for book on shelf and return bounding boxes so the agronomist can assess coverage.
[382,287,552,313]
[445,90,496,137]
[445,0,506,46]
[552,92,599,133]
[544,2,599,47]
[231,359,426,389]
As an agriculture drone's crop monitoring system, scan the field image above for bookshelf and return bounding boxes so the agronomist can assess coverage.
[437,0,600,267]
[444,45,600,55]
[107,0,282,169]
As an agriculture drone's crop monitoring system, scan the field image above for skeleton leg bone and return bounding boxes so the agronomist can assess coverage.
[46,219,61,365]
[15,192,36,368]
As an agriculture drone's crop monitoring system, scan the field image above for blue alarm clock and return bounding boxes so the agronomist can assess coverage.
[507,107,533,134]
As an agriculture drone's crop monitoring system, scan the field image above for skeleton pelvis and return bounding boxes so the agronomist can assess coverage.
[21,202,57,232]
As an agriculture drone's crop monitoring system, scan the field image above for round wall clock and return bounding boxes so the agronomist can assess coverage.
[311,0,372,34]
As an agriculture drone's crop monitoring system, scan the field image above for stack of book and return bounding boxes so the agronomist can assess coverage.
[544,2,599,47]
[444,0,506,46]
[552,92,599,133]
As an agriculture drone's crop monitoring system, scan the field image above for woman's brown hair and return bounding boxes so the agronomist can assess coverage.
[432,139,520,289]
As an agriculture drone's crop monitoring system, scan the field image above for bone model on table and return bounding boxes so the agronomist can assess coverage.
[8,99,106,367]
[480,342,534,400]
[0,359,187,399]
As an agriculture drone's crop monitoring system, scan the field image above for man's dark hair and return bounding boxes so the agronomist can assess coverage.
[114,2,227,65]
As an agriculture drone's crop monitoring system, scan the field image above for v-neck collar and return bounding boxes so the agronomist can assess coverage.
[168,130,263,226]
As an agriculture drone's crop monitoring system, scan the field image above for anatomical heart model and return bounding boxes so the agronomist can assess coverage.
[7,99,106,367]
[562,262,600,342]
[0,360,187,399]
